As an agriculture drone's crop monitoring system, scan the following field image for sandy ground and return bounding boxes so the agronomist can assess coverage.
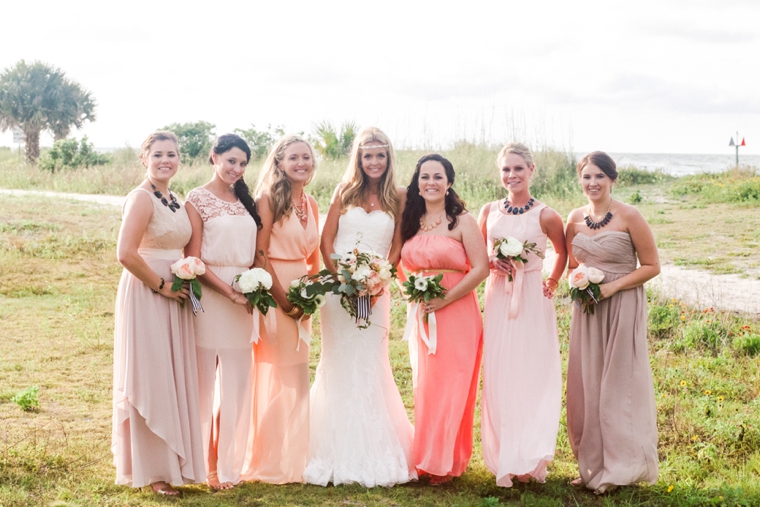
[3,188,759,316]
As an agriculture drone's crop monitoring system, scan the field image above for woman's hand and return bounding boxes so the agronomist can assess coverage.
[599,282,617,301]
[492,258,514,276]
[230,291,253,314]
[542,279,557,299]
[159,283,189,303]
[422,297,447,314]
[370,288,385,308]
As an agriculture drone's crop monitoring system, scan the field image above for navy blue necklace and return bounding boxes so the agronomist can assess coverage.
[503,197,535,215]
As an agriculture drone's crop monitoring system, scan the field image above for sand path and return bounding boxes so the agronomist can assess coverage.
[3,188,758,316]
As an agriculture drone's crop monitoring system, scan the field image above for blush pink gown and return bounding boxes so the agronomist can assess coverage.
[112,188,205,488]
[241,204,319,484]
[481,202,561,487]
[400,234,483,478]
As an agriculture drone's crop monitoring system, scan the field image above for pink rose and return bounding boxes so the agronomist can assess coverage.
[190,257,206,276]
[569,265,590,290]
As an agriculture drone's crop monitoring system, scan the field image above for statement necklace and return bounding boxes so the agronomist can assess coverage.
[293,190,308,222]
[584,202,613,230]
[151,183,180,212]
[503,197,535,215]
[420,212,444,232]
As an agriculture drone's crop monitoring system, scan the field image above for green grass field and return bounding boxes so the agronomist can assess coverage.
[1,151,759,506]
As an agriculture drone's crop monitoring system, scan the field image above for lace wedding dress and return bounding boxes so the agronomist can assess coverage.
[303,207,415,487]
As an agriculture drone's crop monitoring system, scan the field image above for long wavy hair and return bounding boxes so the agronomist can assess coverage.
[401,153,467,243]
[209,133,261,229]
[338,127,400,220]
[255,135,318,224]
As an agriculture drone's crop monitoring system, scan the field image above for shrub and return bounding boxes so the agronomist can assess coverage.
[234,124,285,160]
[38,136,110,172]
[160,121,216,162]
[648,303,680,339]
[12,385,39,412]
[616,165,672,186]
[674,320,730,353]
[733,333,760,356]
[311,121,358,159]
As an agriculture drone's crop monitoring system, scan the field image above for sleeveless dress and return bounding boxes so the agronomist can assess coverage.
[304,207,415,487]
[241,205,319,484]
[400,235,483,478]
[112,187,205,487]
[481,202,561,487]
[566,231,658,493]
[186,187,258,486]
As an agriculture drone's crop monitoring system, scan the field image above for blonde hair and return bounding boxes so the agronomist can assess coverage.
[255,135,318,224]
[139,131,180,161]
[497,142,534,168]
[339,127,400,220]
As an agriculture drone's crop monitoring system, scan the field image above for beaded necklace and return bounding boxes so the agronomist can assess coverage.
[150,182,180,212]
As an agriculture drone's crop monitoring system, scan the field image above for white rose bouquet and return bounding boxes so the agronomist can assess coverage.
[493,236,545,281]
[170,256,206,314]
[401,273,447,355]
[323,248,397,329]
[234,268,277,315]
[568,263,606,314]
[286,276,330,317]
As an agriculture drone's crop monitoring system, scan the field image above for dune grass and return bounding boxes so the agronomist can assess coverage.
[1,190,759,506]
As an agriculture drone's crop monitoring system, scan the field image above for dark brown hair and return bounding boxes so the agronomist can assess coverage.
[400,154,467,243]
[577,151,618,181]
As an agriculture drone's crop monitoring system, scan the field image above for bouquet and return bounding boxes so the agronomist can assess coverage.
[286,275,331,351]
[324,248,396,329]
[402,273,447,355]
[234,268,277,315]
[493,236,545,281]
[170,256,205,315]
[568,264,606,314]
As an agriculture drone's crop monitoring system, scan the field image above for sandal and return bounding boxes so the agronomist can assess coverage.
[151,481,181,497]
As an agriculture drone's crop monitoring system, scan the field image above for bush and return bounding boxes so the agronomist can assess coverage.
[38,136,110,172]
[733,333,760,356]
[673,320,730,353]
[12,385,39,412]
[160,121,216,162]
[616,165,672,186]
[311,121,358,159]
[670,167,760,205]
[648,303,680,339]
[234,124,285,160]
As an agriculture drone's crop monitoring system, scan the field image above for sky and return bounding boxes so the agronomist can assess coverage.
[1,0,759,154]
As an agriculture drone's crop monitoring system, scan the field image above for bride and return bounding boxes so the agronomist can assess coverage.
[304,127,415,487]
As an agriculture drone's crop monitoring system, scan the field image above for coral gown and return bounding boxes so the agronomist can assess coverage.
[400,234,483,478]
[304,207,415,487]
[186,187,258,485]
[112,188,205,487]
[241,205,319,484]
[566,231,658,493]
[480,202,562,487]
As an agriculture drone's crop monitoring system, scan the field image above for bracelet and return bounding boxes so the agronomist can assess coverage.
[546,277,558,289]
[152,277,165,294]
[285,306,301,317]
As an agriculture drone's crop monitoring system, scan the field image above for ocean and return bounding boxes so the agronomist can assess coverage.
[605,153,760,177]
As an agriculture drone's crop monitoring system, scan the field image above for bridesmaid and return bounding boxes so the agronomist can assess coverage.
[565,151,660,494]
[185,134,261,489]
[477,143,566,487]
[241,135,320,484]
[400,154,488,485]
[112,131,204,496]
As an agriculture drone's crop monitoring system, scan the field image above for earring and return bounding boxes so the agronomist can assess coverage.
[446,190,449,196]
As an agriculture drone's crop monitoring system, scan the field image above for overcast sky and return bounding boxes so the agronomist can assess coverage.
[1,0,758,154]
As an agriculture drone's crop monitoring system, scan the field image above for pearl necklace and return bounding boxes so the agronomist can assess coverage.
[420,212,444,232]
[503,197,535,215]
[585,201,613,230]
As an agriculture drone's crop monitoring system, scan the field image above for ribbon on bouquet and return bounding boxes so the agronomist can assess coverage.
[189,290,204,316]
[295,316,311,352]
[503,261,524,320]
[355,295,372,324]
[402,301,438,355]
[250,307,277,344]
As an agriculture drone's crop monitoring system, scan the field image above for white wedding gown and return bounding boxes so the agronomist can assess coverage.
[304,207,416,487]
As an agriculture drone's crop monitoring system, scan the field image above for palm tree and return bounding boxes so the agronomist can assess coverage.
[0,60,96,164]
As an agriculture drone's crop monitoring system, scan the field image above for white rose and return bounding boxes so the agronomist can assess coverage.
[314,294,327,307]
[498,236,524,258]
[237,270,259,293]
[414,277,428,291]
[189,256,206,276]
[171,258,196,280]
[569,264,590,290]
[291,279,301,288]
[587,267,605,284]
[351,265,372,282]
[378,268,392,281]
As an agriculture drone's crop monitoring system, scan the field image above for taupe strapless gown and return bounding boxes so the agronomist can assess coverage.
[566,231,658,493]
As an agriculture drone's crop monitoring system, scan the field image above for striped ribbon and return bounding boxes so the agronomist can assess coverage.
[189,290,204,316]
[355,295,372,324]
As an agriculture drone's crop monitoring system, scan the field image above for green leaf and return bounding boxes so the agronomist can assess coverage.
[171,277,184,292]
[191,279,202,299]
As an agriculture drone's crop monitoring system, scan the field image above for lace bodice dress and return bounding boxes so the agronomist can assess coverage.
[304,206,415,487]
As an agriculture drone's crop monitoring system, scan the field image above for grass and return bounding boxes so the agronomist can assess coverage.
[1,188,759,506]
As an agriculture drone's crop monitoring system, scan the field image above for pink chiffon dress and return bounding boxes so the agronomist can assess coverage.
[186,187,258,486]
[241,204,319,484]
[112,187,205,487]
[481,202,561,487]
[566,231,658,493]
[400,234,483,478]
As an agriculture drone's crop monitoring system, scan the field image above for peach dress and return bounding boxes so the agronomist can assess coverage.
[241,205,319,484]
[400,235,483,478]
[566,232,658,493]
[186,187,258,486]
[481,202,561,487]
[112,188,205,487]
